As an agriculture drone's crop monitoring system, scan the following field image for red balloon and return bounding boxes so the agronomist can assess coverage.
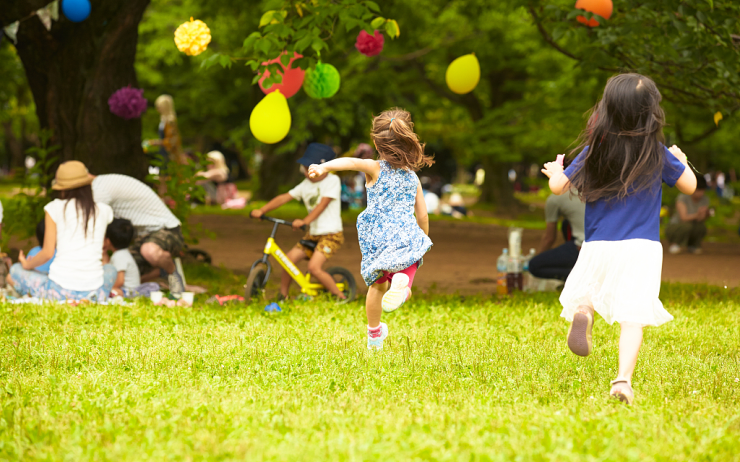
[258,52,305,99]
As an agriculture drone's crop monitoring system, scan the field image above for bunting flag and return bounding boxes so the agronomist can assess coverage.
[2,0,60,43]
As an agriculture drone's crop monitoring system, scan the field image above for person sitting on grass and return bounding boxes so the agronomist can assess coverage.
[250,143,345,300]
[102,218,149,298]
[7,161,117,301]
[665,175,710,254]
[25,219,56,275]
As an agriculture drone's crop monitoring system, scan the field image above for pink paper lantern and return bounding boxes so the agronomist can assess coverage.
[355,30,384,57]
[258,52,305,99]
[108,86,147,119]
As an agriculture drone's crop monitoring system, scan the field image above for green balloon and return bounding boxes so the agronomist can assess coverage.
[302,62,341,99]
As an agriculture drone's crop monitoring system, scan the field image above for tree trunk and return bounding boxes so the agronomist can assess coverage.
[479,158,518,211]
[2,0,151,179]
[255,143,304,201]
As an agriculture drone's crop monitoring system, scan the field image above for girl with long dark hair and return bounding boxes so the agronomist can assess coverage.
[8,161,117,301]
[542,74,697,404]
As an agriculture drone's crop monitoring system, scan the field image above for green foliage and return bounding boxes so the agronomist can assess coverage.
[147,153,207,244]
[201,0,398,89]
[526,0,740,113]
[1,131,58,249]
[0,285,738,459]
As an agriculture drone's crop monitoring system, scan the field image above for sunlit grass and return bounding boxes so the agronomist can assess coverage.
[1,282,738,461]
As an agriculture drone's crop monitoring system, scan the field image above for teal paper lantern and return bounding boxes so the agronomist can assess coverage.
[302,62,341,99]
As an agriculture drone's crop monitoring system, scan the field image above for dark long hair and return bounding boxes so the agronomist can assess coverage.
[568,73,666,202]
[60,184,97,237]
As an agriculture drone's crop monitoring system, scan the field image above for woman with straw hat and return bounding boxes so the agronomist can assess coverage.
[7,161,117,301]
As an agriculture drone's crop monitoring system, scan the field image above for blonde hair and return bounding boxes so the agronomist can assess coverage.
[155,94,177,122]
[206,150,229,174]
[371,108,433,171]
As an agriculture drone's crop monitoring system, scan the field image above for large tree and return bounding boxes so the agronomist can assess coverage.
[1,0,150,178]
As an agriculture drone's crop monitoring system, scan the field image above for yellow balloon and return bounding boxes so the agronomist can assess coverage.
[445,53,480,95]
[250,90,292,144]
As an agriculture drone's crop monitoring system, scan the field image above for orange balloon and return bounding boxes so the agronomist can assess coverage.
[575,0,613,27]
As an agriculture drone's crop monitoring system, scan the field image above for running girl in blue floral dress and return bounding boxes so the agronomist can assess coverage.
[308,108,434,350]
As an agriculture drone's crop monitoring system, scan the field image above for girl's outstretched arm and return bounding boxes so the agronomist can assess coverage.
[542,161,570,195]
[308,158,380,184]
[414,181,429,235]
[668,145,697,195]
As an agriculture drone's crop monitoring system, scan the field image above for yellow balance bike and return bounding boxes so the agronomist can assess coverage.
[245,216,357,303]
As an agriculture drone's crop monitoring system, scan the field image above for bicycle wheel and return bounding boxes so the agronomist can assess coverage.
[245,262,268,302]
[327,267,357,303]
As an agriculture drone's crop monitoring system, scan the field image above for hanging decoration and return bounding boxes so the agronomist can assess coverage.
[575,0,613,27]
[445,53,480,95]
[250,90,292,144]
[258,52,305,99]
[174,17,211,56]
[355,30,384,57]
[3,22,20,44]
[302,62,341,99]
[61,0,91,23]
[108,86,148,120]
[1,0,60,44]
[714,111,723,126]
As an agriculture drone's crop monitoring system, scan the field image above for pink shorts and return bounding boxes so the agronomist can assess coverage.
[374,262,419,287]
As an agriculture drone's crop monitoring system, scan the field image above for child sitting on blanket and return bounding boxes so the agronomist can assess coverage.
[103,218,158,297]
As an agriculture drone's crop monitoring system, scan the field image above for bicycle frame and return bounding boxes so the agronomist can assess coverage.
[256,219,346,297]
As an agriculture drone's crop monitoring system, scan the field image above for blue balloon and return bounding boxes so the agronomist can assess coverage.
[62,0,91,23]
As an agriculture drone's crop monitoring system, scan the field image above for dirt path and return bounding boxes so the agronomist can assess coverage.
[189,214,740,294]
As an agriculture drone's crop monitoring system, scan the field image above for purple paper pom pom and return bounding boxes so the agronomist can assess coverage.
[108,86,147,120]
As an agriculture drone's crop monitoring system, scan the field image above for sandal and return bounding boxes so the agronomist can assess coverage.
[610,379,634,405]
[567,305,593,356]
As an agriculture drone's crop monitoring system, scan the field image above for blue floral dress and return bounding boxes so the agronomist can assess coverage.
[357,160,433,286]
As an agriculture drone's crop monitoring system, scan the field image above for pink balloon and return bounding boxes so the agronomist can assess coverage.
[258,52,305,99]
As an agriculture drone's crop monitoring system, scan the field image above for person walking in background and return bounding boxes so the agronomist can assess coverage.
[92,174,186,297]
[308,108,434,351]
[542,74,697,405]
[7,161,117,301]
[665,175,710,254]
[148,95,184,166]
[528,187,586,281]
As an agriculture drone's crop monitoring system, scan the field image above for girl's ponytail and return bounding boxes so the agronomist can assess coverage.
[372,108,434,171]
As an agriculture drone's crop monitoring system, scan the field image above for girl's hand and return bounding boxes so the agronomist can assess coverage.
[308,164,325,179]
[541,161,564,179]
[19,250,30,270]
[669,145,688,165]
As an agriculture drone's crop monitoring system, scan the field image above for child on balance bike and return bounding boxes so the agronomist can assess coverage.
[250,143,346,300]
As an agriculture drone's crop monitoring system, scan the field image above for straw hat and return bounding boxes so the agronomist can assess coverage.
[52,161,93,190]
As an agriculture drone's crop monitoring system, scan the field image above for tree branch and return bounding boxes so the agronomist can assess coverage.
[527,6,580,61]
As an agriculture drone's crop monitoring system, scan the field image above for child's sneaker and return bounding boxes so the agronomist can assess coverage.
[382,273,410,313]
[367,322,388,350]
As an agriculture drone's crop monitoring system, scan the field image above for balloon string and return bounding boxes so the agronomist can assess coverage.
[687,158,702,175]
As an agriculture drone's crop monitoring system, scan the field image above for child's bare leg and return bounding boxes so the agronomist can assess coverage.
[366,282,388,327]
[280,247,307,297]
[307,252,345,299]
[617,322,643,381]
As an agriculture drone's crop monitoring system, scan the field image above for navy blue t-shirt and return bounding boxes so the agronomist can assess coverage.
[563,145,686,242]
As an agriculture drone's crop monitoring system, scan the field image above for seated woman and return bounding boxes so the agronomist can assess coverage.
[7,161,116,301]
[666,176,710,254]
[197,151,236,205]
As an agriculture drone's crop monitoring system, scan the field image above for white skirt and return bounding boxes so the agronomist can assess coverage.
[559,239,673,327]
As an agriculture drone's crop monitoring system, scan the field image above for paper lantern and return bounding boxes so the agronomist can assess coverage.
[174,17,212,56]
[355,30,384,57]
[62,0,91,23]
[575,0,613,27]
[445,54,480,95]
[303,62,341,99]
[258,52,305,99]
[108,86,148,120]
[250,90,291,144]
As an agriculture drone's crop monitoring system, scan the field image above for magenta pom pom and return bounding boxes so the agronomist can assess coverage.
[355,30,384,57]
[108,86,148,120]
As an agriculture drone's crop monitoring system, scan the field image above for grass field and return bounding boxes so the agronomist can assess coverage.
[1,282,739,461]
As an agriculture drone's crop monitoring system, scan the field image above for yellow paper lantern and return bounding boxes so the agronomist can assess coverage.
[250,90,291,144]
[445,53,480,95]
[174,17,212,56]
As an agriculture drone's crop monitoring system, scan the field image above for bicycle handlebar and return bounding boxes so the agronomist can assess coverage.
[257,215,307,231]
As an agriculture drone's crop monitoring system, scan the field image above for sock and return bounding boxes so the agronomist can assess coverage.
[367,324,383,338]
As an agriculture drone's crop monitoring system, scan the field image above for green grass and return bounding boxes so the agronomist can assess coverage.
[1,279,739,461]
